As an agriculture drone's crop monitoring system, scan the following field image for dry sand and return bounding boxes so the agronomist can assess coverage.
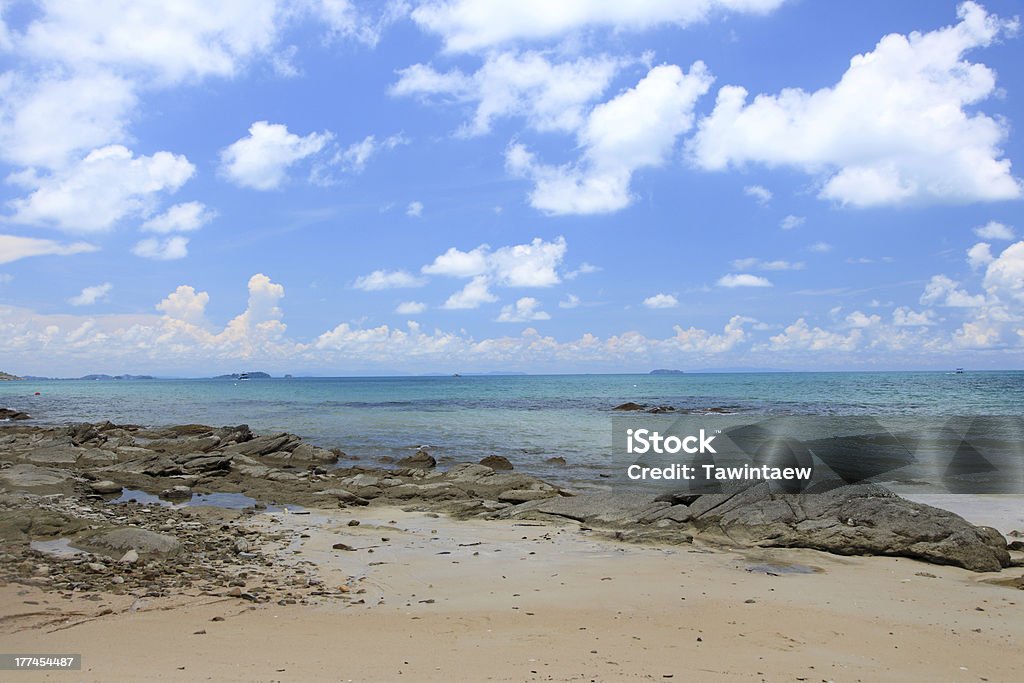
[1,505,1022,682]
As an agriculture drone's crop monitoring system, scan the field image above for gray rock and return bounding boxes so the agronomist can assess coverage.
[22,445,83,465]
[397,449,436,469]
[497,489,558,503]
[119,549,139,564]
[88,480,123,494]
[0,464,77,494]
[223,433,301,457]
[76,527,183,558]
[160,485,192,501]
[480,455,513,471]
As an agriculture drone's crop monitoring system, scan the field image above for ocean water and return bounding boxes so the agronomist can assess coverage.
[2,372,1022,486]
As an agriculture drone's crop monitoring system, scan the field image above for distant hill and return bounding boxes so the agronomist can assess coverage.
[649,369,685,375]
[79,374,155,380]
[0,371,24,381]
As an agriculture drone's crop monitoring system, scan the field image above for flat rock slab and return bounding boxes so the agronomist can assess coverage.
[0,464,77,494]
[75,527,183,558]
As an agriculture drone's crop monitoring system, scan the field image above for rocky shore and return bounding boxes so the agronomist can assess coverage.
[0,417,1018,611]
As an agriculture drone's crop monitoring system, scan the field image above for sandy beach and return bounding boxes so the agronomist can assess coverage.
[3,503,1023,682]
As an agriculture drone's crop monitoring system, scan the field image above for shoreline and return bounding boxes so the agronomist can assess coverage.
[2,418,1023,680]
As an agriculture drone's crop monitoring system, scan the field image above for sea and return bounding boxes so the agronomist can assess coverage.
[2,371,1022,488]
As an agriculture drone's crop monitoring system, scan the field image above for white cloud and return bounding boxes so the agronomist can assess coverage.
[315,0,409,47]
[220,121,331,190]
[892,307,934,326]
[442,275,497,309]
[392,51,622,136]
[558,294,580,309]
[743,184,771,204]
[643,293,678,309]
[717,273,773,288]
[406,201,424,217]
[690,2,1022,207]
[780,214,805,230]
[395,301,427,315]
[141,201,215,233]
[920,274,985,307]
[338,133,407,172]
[410,0,787,52]
[423,236,567,287]
[157,285,210,326]
[808,241,832,253]
[353,270,427,291]
[982,241,1024,305]
[16,1,284,84]
[132,236,189,260]
[671,315,751,353]
[507,62,713,214]
[730,257,803,271]
[7,145,194,233]
[967,242,994,270]
[69,282,113,306]
[845,311,881,328]
[565,262,600,279]
[0,234,98,264]
[497,296,550,322]
[0,71,137,169]
[769,318,860,351]
[973,220,1015,240]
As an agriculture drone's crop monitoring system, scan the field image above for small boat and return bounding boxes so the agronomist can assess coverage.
[238,373,251,381]
[954,368,964,374]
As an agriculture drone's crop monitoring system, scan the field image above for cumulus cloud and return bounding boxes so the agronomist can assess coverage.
[808,242,832,253]
[395,301,427,315]
[442,275,497,309]
[406,201,424,217]
[507,62,713,214]
[69,282,113,306]
[7,145,194,233]
[920,274,985,307]
[220,121,332,190]
[0,235,98,264]
[132,236,189,260]
[410,0,787,52]
[973,220,1015,240]
[338,133,408,172]
[717,273,773,288]
[671,315,751,353]
[157,285,210,326]
[967,242,994,270]
[315,0,409,47]
[392,51,622,136]
[769,318,860,351]
[892,307,934,326]
[497,296,550,322]
[353,270,427,291]
[689,2,1022,207]
[423,236,567,288]
[643,293,678,309]
[141,201,215,233]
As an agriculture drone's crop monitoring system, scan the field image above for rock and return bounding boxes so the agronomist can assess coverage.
[347,520,360,527]
[529,492,668,526]
[223,433,301,458]
[545,457,567,466]
[78,448,119,466]
[0,408,31,420]
[686,483,1011,573]
[233,538,250,554]
[479,455,513,471]
[76,527,183,559]
[119,549,139,564]
[86,562,106,572]
[1008,540,1024,551]
[0,509,89,541]
[22,445,83,465]
[612,402,646,411]
[286,443,339,465]
[497,489,559,503]
[0,464,77,494]
[314,489,370,506]
[88,480,123,494]
[397,449,436,469]
[160,485,192,501]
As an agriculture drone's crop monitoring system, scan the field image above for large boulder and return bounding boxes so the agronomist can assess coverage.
[479,455,513,471]
[223,433,301,457]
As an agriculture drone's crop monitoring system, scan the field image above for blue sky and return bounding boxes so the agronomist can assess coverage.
[0,0,1022,376]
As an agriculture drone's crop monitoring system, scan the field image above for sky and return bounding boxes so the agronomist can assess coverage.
[0,0,1022,376]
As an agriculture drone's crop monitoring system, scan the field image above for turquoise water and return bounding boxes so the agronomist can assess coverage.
[2,372,1022,484]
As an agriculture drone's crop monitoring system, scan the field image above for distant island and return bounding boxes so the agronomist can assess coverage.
[7,373,152,380]
[649,369,685,375]
[0,371,25,381]
[213,372,272,379]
